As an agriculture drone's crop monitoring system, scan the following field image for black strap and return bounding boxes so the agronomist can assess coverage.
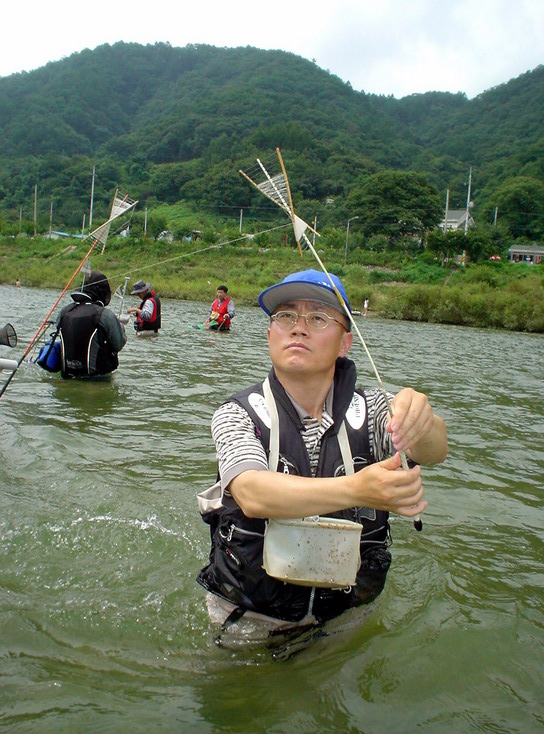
[213,605,246,648]
[40,323,61,360]
[221,605,246,630]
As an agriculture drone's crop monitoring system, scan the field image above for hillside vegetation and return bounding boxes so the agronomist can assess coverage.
[0,43,543,333]
[0,42,543,243]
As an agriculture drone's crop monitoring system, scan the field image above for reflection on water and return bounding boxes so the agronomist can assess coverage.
[1,284,543,732]
[51,378,124,422]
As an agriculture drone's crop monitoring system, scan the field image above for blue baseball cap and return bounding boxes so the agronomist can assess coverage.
[258,269,351,316]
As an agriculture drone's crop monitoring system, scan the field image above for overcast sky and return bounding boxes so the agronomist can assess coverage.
[1,0,542,98]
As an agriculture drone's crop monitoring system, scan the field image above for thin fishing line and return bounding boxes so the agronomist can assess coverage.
[0,195,137,399]
[5,222,292,368]
[103,223,291,290]
[0,237,101,399]
[240,149,422,530]
[299,229,422,530]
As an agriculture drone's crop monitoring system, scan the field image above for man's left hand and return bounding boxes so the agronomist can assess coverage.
[387,388,435,453]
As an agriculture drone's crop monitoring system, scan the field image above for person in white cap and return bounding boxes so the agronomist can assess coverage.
[127,280,161,333]
[197,269,447,630]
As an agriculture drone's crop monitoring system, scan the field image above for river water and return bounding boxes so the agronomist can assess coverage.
[1,283,543,733]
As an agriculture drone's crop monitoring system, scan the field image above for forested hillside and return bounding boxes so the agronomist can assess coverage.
[0,41,542,241]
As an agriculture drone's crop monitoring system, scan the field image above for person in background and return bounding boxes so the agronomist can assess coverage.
[207,285,235,330]
[56,270,126,379]
[363,298,369,316]
[127,280,161,334]
[197,268,447,629]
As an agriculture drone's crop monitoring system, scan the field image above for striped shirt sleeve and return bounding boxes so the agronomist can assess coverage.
[211,401,269,491]
[364,388,396,461]
[140,298,155,320]
[211,387,397,493]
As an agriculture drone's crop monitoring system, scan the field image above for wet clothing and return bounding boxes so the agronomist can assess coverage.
[134,290,161,332]
[56,293,126,379]
[209,296,234,330]
[197,357,393,624]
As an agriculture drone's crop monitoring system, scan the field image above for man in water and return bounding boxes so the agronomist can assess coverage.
[197,269,447,628]
[207,285,235,330]
[127,280,161,334]
[56,270,126,379]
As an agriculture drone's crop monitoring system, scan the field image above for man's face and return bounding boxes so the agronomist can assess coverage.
[217,289,227,300]
[267,300,352,378]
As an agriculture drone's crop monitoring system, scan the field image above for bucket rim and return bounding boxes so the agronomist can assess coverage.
[269,516,362,532]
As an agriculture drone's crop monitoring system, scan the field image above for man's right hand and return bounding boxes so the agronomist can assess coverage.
[352,452,427,517]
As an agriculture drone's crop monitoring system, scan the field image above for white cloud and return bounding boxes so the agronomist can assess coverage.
[0,0,542,98]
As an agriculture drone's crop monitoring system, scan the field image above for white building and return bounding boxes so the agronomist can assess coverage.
[440,209,474,232]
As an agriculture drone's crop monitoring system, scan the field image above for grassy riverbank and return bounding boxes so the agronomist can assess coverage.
[1,234,543,332]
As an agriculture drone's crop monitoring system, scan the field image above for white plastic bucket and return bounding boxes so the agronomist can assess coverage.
[0,358,18,372]
[262,516,363,588]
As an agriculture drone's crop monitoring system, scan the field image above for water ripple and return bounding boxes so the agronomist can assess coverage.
[1,286,543,731]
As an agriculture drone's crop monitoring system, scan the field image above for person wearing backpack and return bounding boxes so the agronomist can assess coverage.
[56,270,127,379]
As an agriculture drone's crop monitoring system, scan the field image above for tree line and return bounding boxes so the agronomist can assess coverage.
[0,42,543,255]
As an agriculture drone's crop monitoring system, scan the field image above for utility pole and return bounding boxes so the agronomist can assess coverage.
[33,183,37,238]
[89,165,95,232]
[344,216,359,262]
[462,167,472,267]
[464,167,472,235]
[443,189,450,233]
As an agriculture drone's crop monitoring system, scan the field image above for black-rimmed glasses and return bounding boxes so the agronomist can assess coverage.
[270,310,348,331]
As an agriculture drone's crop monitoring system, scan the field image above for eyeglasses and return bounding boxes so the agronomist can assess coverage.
[271,310,348,331]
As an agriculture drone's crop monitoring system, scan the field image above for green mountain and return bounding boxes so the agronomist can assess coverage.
[0,41,542,234]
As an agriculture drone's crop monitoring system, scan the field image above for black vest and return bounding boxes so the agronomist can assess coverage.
[59,302,118,377]
[197,358,392,623]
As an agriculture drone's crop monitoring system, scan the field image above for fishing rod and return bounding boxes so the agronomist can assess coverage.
[114,276,131,324]
[1,220,286,396]
[296,232,422,531]
[240,148,423,531]
[0,237,101,399]
[0,194,137,400]
[95,223,292,292]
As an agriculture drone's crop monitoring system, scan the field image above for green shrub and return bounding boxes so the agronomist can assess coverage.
[1,234,543,332]
[369,269,403,284]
